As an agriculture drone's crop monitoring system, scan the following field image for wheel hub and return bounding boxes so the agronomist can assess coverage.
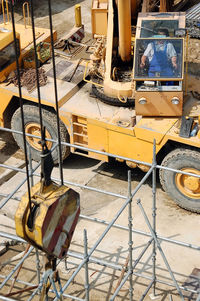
[175,168,200,199]
[184,176,199,191]
[25,123,52,151]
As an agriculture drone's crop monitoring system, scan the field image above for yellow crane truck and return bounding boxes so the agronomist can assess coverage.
[0,0,200,213]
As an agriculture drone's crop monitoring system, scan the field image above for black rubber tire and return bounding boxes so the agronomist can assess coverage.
[159,148,200,213]
[11,105,70,163]
[92,85,135,107]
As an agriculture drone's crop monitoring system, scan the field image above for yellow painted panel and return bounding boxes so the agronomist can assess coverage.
[91,8,107,36]
[0,30,13,50]
[135,91,183,116]
[0,90,13,124]
[87,117,135,135]
[87,123,108,161]
[134,117,178,144]
[108,130,158,163]
[163,124,200,149]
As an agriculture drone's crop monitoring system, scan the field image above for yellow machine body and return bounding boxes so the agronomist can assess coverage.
[0,29,22,82]
[135,91,183,116]
[15,181,80,259]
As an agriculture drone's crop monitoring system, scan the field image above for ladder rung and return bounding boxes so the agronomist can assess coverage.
[74,142,88,147]
[74,132,88,138]
[73,122,87,128]
[74,150,89,157]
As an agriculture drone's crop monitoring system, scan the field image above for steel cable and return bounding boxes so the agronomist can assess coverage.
[9,0,33,226]
[47,0,64,185]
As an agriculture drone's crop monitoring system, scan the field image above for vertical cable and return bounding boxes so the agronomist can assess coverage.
[47,0,64,185]
[10,1,33,226]
[29,0,44,152]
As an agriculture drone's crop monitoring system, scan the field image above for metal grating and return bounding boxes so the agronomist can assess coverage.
[186,3,200,20]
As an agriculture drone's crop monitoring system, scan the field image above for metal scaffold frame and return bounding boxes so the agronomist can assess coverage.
[0,127,200,300]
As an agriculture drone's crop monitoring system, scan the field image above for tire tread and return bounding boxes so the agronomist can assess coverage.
[160,148,200,213]
[11,105,70,163]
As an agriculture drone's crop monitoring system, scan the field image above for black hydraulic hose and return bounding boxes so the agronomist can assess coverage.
[10,1,33,227]
[47,0,64,185]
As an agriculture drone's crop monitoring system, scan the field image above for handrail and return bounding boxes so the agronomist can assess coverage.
[2,0,9,25]
[23,1,30,28]
[83,61,104,88]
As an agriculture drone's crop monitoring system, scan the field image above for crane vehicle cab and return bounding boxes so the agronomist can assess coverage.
[133,12,186,116]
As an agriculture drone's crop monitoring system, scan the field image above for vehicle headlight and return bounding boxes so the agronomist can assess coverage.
[171,97,180,105]
[138,97,147,105]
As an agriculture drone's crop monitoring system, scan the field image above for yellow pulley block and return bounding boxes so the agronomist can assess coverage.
[15,181,80,259]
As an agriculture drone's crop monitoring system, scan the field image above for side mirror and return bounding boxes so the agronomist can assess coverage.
[174,28,186,37]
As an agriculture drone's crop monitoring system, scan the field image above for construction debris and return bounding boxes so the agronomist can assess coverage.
[7,68,47,92]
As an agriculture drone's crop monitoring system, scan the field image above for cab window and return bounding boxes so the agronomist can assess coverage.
[140,20,179,38]
[134,38,183,80]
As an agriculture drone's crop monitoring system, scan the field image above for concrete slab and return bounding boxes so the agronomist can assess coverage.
[0,154,103,219]
[0,156,25,185]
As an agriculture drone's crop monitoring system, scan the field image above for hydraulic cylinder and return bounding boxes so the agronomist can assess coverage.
[117,0,132,62]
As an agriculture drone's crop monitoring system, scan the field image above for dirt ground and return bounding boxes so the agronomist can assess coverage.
[0,1,200,300]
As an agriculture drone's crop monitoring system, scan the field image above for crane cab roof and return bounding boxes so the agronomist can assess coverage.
[136,12,186,38]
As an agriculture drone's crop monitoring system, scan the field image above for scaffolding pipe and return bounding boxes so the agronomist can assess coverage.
[139,280,154,301]
[110,239,153,300]
[1,126,200,179]
[152,140,157,296]
[84,229,90,301]
[196,293,200,301]
[79,215,200,251]
[0,296,16,301]
[0,274,84,301]
[1,125,200,179]
[0,233,198,296]
[0,246,34,289]
[53,167,154,300]
[35,249,41,284]
[128,170,133,300]
[0,126,152,168]
[0,143,58,209]
[0,128,199,300]
[28,146,34,187]
[137,199,185,300]
[1,267,197,298]
[0,160,39,209]
[1,207,200,253]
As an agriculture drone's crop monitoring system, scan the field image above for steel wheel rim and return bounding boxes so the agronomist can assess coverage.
[175,168,200,199]
[25,123,52,150]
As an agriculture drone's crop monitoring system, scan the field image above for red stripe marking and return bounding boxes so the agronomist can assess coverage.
[58,206,80,259]
[46,190,79,255]
[42,198,59,238]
